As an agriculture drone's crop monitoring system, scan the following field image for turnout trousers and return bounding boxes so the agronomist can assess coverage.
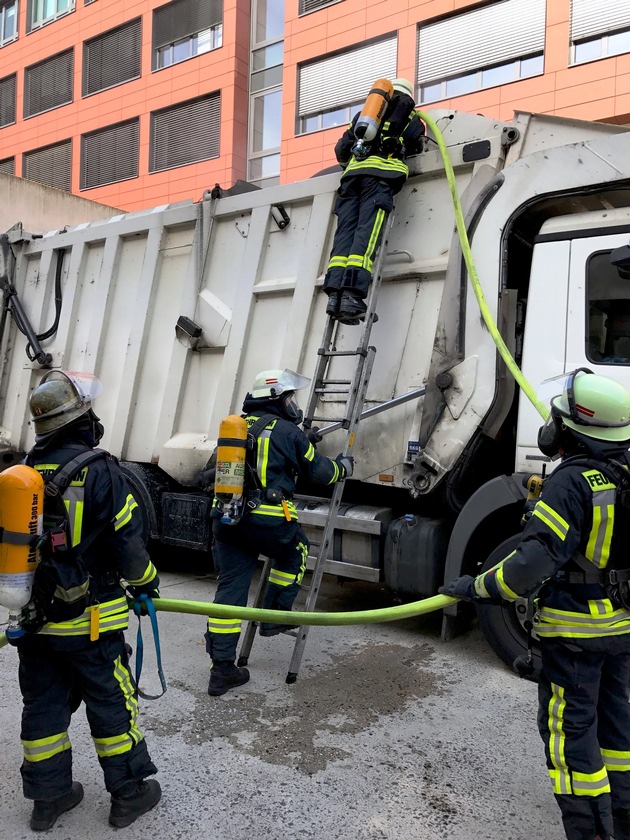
[205,515,309,662]
[537,636,630,840]
[323,175,394,298]
[18,631,157,800]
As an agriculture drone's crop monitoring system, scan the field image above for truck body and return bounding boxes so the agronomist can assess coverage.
[3,107,630,670]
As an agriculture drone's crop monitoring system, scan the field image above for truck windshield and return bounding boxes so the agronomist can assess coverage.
[587,250,630,365]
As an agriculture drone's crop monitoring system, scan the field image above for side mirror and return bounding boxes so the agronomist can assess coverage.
[610,244,630,279]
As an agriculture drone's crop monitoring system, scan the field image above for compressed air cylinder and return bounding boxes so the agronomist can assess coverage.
[0,464,43,618]
[353,78,394,142]
[214,415,248,504]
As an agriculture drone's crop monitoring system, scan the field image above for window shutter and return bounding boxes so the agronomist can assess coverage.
[0,73,16,127]
[299,0,340,14]
[571,0,630,42]
[24,141,72,191]
[153,0,223,50]
[83,18,141,96]
[81,119,139,189]
[417,0,546,84]
[25,49,73,117]
[150,93,220,172]
[0,157,15,174]
[298,36,397,117]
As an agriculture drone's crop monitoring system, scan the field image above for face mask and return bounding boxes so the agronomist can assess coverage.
[88,410,104,445]
[282,392,303,424]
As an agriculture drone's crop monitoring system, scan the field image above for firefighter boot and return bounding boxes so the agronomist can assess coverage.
[208,660,250,696]
[30,781,84,831]
[325,291,340,318]
[259,622,298,636]
[337,291,366,325]
[109,779,161,828]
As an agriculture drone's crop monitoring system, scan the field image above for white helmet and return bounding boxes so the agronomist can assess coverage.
[251,369,310,399]
[391,78,414,99]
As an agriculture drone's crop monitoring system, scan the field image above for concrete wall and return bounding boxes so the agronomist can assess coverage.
[0,172,121,235]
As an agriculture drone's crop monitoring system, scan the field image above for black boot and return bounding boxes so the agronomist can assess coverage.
[259,622,298,637]
[109,779,161,828]
[325,291,340,318]
[337,291,367,325]
[30,781,84,831]
[208,660,250,696]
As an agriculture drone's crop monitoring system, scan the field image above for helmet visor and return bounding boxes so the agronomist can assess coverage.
[43,370,103,404]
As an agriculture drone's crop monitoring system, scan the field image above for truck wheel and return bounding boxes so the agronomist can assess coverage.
[475,535,541,682]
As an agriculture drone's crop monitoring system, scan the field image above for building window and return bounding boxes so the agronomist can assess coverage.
[297,36,397,135]
[81,118,139,189]
[23,139,71,191]
[417,0,545,103]
[251,41,283,92]
[0,72,16,126]
[28,0,74,32]
[83,18,141,96]
[0,156,14,173]
[571,0,630,64]
[24,48,73,117]
[152,0,222,70]
[587,250,630,365]
[299,0,341,15]
[0,1,18,46]
[150,93,220,172]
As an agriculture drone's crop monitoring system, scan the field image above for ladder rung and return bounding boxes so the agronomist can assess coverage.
[308,416,349,425]
[320,379,351,385]
[315,388,349,395]
[317,349,364,357]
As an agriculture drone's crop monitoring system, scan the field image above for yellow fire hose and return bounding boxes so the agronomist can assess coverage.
[0,594,457,650]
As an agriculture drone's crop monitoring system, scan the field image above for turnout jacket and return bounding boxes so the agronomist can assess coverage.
[240,402,344,524]
[27,440,159,639]
[474,453,630,640]
[335,98,425,189]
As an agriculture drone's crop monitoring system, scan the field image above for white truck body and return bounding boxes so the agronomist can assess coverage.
[2,108,630,668]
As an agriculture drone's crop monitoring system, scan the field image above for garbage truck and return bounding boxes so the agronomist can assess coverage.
[2,107,630,674]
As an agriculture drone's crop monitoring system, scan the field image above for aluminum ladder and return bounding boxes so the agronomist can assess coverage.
[237,212,396,682]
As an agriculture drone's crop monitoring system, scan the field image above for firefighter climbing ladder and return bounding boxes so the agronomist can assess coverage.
[237,212,396,683]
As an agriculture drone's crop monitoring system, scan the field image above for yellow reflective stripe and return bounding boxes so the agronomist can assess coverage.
[22,732,71,762]
[93,732,135,758]
[114,494,138,531]
[54,578,89,604]
[304,443,315,462]
[539,605,630,625]
[63,498,84,546]
[364,209,386,271]
[126,561,158,587]
[38,597,129,636]
[207,617,242,634]
[588,598,615,617]
[346,157,409,175]
[586,497,615,568]
[532,500,569,541]
[572,766,610,797]
[602,749,630,772]
[297,541,308,585]
[346,255,364,267]
[112,654,143,748]
[35,464,60,472]
[329,460,340,484]
[548,683,571,795]
[494,566,519,601]
[257,433,271,487]
[251,502,298,520]
[327,256,348,270]
[268,568,297,587]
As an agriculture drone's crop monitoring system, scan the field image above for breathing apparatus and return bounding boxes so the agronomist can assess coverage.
[213,414,249,525]
[351,78,394,161]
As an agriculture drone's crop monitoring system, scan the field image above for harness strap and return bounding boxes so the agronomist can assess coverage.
[133,595,167,701]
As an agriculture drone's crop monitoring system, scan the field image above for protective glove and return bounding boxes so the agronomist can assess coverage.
[335,454,354,479]
[438,575,477,602]
[128,586,160,616]
[307,426,323,446]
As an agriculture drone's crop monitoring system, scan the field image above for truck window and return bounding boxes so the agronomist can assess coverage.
[586,250,630,366]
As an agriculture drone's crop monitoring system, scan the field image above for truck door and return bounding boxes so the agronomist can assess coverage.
[566,234,630,393]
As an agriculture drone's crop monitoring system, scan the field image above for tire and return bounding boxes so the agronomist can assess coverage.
[475,534,541,682]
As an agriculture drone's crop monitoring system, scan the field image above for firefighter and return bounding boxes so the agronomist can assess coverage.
[205,368,353,696]
[323,78,425,325]
[440,369,630,840]
[14,371,161,831]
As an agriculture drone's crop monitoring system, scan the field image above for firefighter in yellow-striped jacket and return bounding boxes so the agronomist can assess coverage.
[16,371,161,832]
[323,78,425,325]
[440,370,630,840]
[205,369,352,697]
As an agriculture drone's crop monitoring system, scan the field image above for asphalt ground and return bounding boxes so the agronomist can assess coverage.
[0,566,565,840]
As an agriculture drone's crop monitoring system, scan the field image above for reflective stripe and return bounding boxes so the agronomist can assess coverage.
[268,568,297,587]
[207,617,242,634]
[304,443,315,462]
[93,732,135,758]
[602,748,630,772]
[112,654,143,748]
[548,683,571,795]
[539,605,630,625]
[38,596,129,636]
[345,156,409,177]
[114,494,138,531]
[532,500,569,541]
[126,560,158,587]
[329,460,340,484]
[475,551,518,600]
[22,732,71,763]
[257,430,272,487]
[494,565,519,601]
[585,488,615,569]
[364,208,386,272]
[572,766,610,797]
[54,578,89,603]
[346,254,364,268]
[251,502,298,520]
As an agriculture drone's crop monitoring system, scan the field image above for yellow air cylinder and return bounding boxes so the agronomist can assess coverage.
[353,78,394,143]
[0,465,43,621]
[214,415,248,503]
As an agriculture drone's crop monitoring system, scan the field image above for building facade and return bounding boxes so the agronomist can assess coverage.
[0,0,628,212]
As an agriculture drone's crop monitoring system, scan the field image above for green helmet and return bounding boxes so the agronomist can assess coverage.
[551,369,630,443]
[30,370,103,435]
